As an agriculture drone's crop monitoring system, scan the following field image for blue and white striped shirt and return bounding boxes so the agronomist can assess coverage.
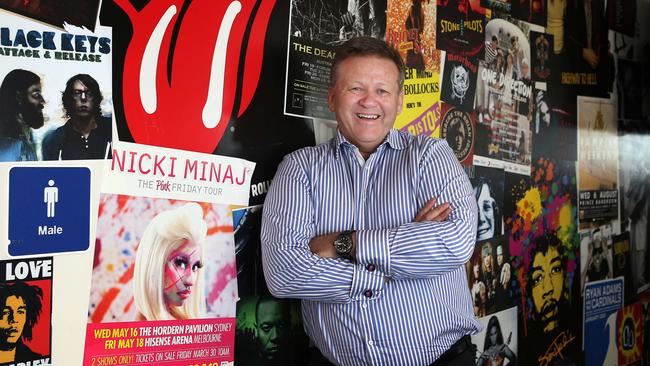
[261,129,480,366]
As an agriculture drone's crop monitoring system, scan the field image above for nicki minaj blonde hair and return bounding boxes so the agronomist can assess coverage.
[133,202,207,320]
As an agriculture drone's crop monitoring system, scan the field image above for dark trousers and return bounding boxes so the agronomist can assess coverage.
[430,335,476,366]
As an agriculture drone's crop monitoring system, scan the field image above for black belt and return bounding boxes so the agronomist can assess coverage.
[431,335,473,365]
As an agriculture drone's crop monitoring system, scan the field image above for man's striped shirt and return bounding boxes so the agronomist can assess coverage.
[261,129,480,365]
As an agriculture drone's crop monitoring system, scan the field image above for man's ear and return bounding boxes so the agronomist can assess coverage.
[327,88,335,112]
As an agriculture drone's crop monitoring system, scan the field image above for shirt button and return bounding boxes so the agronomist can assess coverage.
[362,303,368,309]
[366,264,376,272]
[368,340,374,346]
[364,290,373,298]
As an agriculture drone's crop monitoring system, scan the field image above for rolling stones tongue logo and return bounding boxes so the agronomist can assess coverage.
[115,0,276,153]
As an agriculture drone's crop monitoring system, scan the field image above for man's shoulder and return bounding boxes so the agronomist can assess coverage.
[42,123,69,145]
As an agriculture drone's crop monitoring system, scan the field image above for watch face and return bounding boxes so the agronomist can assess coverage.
[334,233,353,256]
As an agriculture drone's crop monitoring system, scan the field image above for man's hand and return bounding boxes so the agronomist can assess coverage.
[309,232,356,259]
[414,198,451,222]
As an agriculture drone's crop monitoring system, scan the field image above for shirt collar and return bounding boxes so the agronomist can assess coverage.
[332,129,407,159]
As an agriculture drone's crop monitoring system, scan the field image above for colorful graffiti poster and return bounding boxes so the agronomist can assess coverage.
[470,306,518,366]
[85,194,238,365]
[0,257,53,366]
[506,158,580,365]
[387,0,442,138]
[100,1,314,205]
[0,11,112,163]
[577,96,618,227]
[583,278,624,366]
[0,0,101,30]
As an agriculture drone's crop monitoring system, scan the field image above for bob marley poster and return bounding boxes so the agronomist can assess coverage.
[0,257,53,366]
[100,0,314,206]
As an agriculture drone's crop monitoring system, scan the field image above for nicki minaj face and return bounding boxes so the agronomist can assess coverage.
[164,240,203,308]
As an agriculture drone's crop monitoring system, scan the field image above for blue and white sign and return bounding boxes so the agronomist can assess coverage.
[583,277,624,366]
[8,167,91,255]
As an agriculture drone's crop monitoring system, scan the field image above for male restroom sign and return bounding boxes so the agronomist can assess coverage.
[7,167,91,255]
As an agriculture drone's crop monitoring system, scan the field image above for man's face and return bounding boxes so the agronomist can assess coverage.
[477,184,496,241]
[19,82,45,129]
[497,253,504,266]
[69,80,96,120]
[531,246,564,333]
[255,301,290,360]
[328,55,403,156]
[473,262,480,278]
[0,296,27,345]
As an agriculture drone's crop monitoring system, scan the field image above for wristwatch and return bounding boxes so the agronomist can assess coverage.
[333,230,355,258]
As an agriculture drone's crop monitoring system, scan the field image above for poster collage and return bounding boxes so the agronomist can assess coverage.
[0,0,647,366]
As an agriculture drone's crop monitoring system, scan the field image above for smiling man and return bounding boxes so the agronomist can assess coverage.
[262,37,479,366]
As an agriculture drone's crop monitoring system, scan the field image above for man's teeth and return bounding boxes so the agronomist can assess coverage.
[357,113,379,119]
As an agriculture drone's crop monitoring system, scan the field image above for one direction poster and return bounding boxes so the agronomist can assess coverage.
[0,257,53,366]
[0,10,112,163]
[436,0,485,59]
[583,278,624,366]
[470,306,518,366]
[577,96,618,227]
[0,0,101,30]
[387,0,442,138]
[441,103,475,164]
[100,1,314,206]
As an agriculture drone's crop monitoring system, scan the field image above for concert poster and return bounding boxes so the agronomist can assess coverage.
[386,0,442,138]
[577,96,618,227]
[436,0,486,59]
[530,31,553,82]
